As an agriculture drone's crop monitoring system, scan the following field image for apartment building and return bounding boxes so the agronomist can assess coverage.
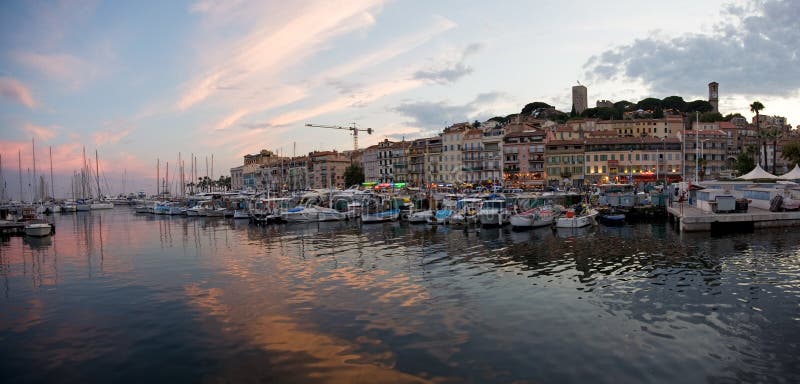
[583,137,682,185]
[502,129,546,189]
[545,140,585,186]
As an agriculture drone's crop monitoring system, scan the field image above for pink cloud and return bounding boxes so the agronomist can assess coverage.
[14,52,88,88]
[93,126,133,145]
[177,0,385,110]
[0,77,36,108]
[21,122,59,141]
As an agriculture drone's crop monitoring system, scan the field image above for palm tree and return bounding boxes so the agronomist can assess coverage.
[749,101,765,168]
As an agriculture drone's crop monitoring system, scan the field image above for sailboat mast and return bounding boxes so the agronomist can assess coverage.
[18,150,23,202]
[157,158,160,196]
[95,149,101,199]
[82,146,87,199]
[166,161,169,196]
[31,138,37,201]
[49,146,55,199]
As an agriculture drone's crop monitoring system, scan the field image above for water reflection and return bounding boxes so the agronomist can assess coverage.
[1,209,798,383]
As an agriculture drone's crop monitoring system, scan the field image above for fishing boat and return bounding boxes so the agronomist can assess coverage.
[555,206,598,228]
[361,194,399,223]
[510,206,559,228]
[449,198,482,226]
[407,210,433,224]
[427,208,453,225]
[478,199,510,227]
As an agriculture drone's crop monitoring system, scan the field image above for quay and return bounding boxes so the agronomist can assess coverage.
[667,203,800,232]
[0,221,26,235]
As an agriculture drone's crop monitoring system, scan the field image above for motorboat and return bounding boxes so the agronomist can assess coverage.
[555,206,598,228]
[25,220,52,237]
[407,210,433,224]
[361,194,400,223]
[427,209,453,225]
[598,211,625,225]
[90,201,114,210]
[510,206,559,228]
[478,199,510,227]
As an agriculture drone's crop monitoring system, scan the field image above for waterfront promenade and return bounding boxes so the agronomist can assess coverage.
[667,203,800,232]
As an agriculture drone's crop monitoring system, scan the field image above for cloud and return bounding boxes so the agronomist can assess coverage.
[13,52,88,88]
[21,122,59,141]
[177,0,385,110]
[0,77,36,108]
[584,0,800,97]
[413,43,482,84]
[393,92,508,128]
[93,126,133,145]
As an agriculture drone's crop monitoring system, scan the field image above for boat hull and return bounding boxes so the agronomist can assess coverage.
[25,223,52,237]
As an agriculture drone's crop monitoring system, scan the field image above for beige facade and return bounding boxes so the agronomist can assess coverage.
[502,129,546,188]
[441,124,466,184]
[596,116,683,138]
[308,151,350,189]
[583,137,682,185]
[545,140,585,186]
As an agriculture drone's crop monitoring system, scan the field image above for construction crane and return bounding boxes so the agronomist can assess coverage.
[305,123,373,152]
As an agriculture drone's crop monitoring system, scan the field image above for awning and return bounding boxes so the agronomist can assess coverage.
[737,164,777,180]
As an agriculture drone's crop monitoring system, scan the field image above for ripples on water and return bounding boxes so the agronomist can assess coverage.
[1,209,799,383]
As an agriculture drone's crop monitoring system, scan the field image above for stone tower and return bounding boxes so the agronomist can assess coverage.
[708,82,719,113]
[572,84,587,115]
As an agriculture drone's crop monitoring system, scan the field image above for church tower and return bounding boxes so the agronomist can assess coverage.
[708,82,719,113]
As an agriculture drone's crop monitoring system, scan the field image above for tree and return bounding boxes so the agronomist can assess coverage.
[636,97,662,112]
[581,107,615,120]
[661,96,687,112]
[521,102,553,115]
[488,116,508,124]
[472,120,481,128]
[613,100,635,119]
[781,140,800,169]
[653,107,664,119]
[723,113,744,121]
[699,111,724,122]
[686,100,714,113]
[217,175,231,191]
[750,100,765,168]
[734,151,755,177]
[344,164,365,187]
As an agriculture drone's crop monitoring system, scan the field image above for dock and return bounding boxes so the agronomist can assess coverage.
[667,203,800,232]
[0,221,26,235]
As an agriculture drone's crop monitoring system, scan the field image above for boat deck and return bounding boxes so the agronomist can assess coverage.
[667,202,800,232]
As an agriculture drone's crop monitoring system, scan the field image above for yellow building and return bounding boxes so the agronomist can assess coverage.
[583,137,683,185]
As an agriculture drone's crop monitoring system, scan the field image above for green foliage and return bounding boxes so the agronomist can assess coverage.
[781,141,800,168]
[653,107,664,119]
[749,101,765,115]
[734,151,755,176]
[699,112,724,122]
[344,165,365,187]
[580,107,615,120]
[472,120,481,128]
[685,100,713,113]
[661,96,687,112]
[636,97,662,111]
[521,102,553,115]
[723,113,744,121]
[488,116,508,124]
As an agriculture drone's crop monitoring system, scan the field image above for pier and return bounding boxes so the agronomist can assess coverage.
[667,203,800,232]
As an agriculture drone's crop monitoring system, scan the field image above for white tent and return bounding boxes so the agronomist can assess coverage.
[778,164,800,180]
[737,164,778,180]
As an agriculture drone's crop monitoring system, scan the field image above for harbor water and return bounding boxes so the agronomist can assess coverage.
[1,209,799,383]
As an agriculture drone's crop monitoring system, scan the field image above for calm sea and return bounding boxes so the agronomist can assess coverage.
[1,208,799,383]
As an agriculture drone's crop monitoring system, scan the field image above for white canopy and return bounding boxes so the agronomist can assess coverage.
[737,164,777,180]
[778,164,800,180]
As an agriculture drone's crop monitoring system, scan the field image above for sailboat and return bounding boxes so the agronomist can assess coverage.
[90,149,113,209]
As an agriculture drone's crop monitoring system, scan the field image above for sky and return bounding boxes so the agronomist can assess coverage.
[1,0,799,199]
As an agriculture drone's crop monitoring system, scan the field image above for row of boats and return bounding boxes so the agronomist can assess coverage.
[131,190,614,229]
